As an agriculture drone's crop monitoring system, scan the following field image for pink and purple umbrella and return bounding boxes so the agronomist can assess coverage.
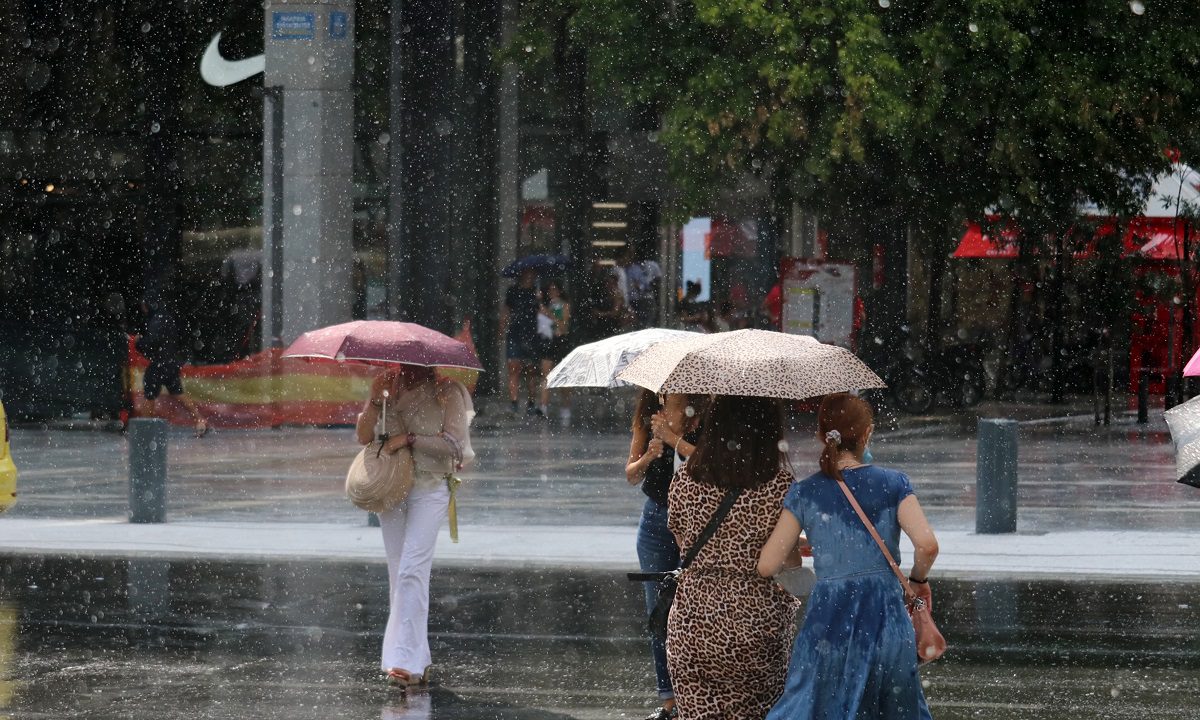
[283,320,483,370]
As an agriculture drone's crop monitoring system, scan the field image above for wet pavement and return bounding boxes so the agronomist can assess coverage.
[7,414,1199,533]
[5,408,1200,717]
[1,556,1198,719]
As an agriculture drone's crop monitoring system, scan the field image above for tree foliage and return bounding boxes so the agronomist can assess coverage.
[517,0,1200,236]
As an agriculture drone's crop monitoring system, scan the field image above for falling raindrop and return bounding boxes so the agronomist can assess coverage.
[726,440,738,451]
[777,439,790,453]
[335,352,347,363]
[685,405,696,418]
[378,132,391,145]
[1129,0,1145,14]
[968,22,979,33]
[292,204,304,216]
[307,56,316,65]
[524,45,534,53]
[141,22,152,33]
[878,0,890,7]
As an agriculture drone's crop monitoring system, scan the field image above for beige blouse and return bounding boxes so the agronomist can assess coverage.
[378,379,475,476]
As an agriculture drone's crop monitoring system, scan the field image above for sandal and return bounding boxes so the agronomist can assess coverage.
[385,668,428,688]
[194,419,210,438]
[643,704,677,720]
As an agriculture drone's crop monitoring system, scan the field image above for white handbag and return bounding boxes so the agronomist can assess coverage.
[345,394,415,513]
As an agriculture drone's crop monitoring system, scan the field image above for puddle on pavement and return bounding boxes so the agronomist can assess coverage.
[0,557,1197,719]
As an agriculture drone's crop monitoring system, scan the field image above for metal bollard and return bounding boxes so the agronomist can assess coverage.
[128,418,168,523]
[367,512,380,527]
[1137,368,1150,424]
[976,418,1018,534]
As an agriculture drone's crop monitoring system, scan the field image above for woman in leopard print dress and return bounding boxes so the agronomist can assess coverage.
[667,394,800,720]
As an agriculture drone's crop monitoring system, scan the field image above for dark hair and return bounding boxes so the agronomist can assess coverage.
[688,394,784,491]
[817,393,875,482]
[631,389,661,433]
[401,364,436,388]
[544,280,568,302]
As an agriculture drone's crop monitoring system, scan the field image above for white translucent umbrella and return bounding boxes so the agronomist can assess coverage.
[616,329,886,399]
[1164,395,1200,488]
[545,328,700,389]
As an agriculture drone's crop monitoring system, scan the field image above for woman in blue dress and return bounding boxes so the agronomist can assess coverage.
[758,393,939,720]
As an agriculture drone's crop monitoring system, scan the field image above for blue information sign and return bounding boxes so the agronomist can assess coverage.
[272,11,315,40]
[329,11,349,39]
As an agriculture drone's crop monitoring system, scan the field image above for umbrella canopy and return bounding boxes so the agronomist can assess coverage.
[1164,395,1200,488]
[545,328,700,389]
[1184,345,1200,377]
[501,254,570,278]
[616,329,886,400]
[283,320,483,370]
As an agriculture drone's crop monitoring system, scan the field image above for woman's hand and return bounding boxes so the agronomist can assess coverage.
[644,437,665,461]
[650,412,678,445]
[370,371,398,402]
[909,577,932,610]
[383,433,413,454]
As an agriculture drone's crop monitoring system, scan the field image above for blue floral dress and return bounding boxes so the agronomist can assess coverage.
[767,466,933,720]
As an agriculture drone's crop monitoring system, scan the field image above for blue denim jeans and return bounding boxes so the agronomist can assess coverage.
[636,497,681,699]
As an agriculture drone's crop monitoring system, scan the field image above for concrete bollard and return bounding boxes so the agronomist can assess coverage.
[976,418,1018,534]
[128,418,167,523]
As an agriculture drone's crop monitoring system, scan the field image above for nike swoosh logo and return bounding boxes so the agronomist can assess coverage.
[200,32,265,87]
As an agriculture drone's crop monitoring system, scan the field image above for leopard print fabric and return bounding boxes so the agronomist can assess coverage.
[616,329,886,399]
[666,465,799,720]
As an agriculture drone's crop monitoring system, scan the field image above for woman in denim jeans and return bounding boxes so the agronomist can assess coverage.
[626,390,706,720]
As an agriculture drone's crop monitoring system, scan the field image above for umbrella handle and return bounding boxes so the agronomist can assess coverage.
[380,391,389,436]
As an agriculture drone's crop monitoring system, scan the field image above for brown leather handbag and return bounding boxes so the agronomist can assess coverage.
[836,479,947,665]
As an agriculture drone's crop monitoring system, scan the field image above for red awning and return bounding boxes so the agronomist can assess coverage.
[954,216,1196,262]
[953,219,1019,258]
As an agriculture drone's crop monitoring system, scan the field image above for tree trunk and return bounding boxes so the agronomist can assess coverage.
[1049,230,1067,403]
[923,224,948,357]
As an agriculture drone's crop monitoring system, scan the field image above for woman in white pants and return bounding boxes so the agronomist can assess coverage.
[356,365,475,687]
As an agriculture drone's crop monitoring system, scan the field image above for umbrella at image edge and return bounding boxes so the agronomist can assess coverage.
[615,329,886,400]
[1164,395,1200,488]
[283,320,484,371]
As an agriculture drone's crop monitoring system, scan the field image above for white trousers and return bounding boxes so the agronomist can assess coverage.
[379,476,449,674]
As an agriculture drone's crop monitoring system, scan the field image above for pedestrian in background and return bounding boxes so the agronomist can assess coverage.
[356,364,475,688]
[500,268,542,416]
[626,391,705,720]
[538,280,573,425]
[758,393,938,720]
[137,297,208,437]
[666,394,797,719]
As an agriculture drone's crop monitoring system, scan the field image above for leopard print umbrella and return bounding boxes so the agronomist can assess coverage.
[615,329,886,399]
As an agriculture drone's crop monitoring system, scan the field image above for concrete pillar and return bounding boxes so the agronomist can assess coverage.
[493,0,520,368]
[976,418,1018,534]
[262,3,355,344]
[128,418,167,524]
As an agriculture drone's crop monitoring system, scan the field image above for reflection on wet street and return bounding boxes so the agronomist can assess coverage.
[0,557,1197,719]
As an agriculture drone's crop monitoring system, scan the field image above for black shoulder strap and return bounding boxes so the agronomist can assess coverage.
[679,488,742,570]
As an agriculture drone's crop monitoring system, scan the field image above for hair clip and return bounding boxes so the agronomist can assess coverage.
[825,429,841,444]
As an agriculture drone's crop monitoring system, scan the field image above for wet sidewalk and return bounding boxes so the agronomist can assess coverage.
[0,518,1197,581]
[6,407,1198,580]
